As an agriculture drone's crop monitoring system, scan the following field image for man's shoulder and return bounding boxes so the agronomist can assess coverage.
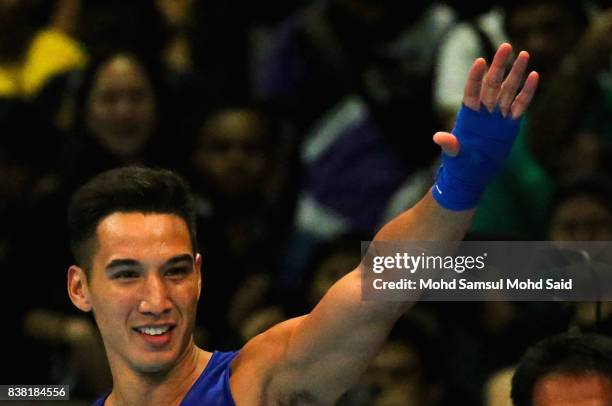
[230,316,308,405]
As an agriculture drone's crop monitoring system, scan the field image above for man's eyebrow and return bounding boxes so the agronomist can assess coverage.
[164,254,194,267]
[104,255,193,272]
[105,259,141,272]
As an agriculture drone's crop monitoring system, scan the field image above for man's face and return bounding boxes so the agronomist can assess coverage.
[533,372,612,406]
[78,213,201,374]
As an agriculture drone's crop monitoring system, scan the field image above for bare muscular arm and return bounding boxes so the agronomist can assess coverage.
[231,43,538,405]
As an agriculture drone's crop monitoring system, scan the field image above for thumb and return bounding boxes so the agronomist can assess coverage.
[433,131,460,157]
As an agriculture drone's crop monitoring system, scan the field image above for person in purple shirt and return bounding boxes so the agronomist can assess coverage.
[67,43,537,405]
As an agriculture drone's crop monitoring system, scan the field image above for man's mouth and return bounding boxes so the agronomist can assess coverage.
[134,325,175,336]
[132,324,176,346]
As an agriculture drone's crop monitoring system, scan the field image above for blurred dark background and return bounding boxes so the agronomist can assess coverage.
[1,0,611,404]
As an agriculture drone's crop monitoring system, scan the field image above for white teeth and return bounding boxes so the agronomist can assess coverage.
[138,326,170,336]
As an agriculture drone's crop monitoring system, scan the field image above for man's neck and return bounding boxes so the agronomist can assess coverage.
[105,345,212,406]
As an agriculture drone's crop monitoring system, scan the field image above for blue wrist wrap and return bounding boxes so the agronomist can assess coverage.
[432,104,521,210]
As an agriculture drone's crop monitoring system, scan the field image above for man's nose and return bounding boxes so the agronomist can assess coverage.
[138,274,172,316]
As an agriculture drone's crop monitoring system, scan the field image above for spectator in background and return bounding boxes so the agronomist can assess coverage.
[184,106,290,346]
[35,0,203,134]
[528,6,612,179]
[60,51,181,188]
[469,0,592,239]
[500,0,588,79]
[256,0,455,293]
[548,174,612,242]
[511,333,612,406]
[548,174,612,335]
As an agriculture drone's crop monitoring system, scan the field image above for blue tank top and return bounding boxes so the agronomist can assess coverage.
[91,351,238,406]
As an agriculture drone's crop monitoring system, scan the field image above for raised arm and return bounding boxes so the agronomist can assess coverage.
[231,43,538,405]
[378,44,538,241]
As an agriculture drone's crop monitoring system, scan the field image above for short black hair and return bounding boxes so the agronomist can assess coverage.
[68,166,197,270]
[511,333,612,406]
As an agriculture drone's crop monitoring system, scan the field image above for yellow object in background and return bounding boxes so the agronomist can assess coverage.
[0,28,86,98]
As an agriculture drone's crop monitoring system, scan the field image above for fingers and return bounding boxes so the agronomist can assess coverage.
[511,71,539,119]
[498,51,529,117]
[463,58,487,111]
[462,43,539,119]
[480,43,513,111]
[433,131,460,157]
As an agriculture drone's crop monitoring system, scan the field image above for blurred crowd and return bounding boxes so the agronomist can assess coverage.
[1,0,612,404]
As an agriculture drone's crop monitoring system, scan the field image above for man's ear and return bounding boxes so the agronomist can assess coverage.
[195,253,202,300]
[67,265,93,312]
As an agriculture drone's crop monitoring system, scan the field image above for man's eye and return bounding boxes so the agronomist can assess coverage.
[113,270,139,279]
[165,267,188,277]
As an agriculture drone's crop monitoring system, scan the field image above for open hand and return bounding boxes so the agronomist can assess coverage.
[434,43,539,156]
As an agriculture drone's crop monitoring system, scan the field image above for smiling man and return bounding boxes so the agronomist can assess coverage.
[67,43,538,405]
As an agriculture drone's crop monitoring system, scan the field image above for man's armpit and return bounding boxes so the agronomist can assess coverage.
[261,370,324,406]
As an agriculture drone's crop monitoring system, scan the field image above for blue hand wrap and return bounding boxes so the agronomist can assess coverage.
[432,104,521,210]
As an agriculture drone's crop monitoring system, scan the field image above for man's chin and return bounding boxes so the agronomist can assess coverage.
[127,346,180,373]
[131,356,177,375]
